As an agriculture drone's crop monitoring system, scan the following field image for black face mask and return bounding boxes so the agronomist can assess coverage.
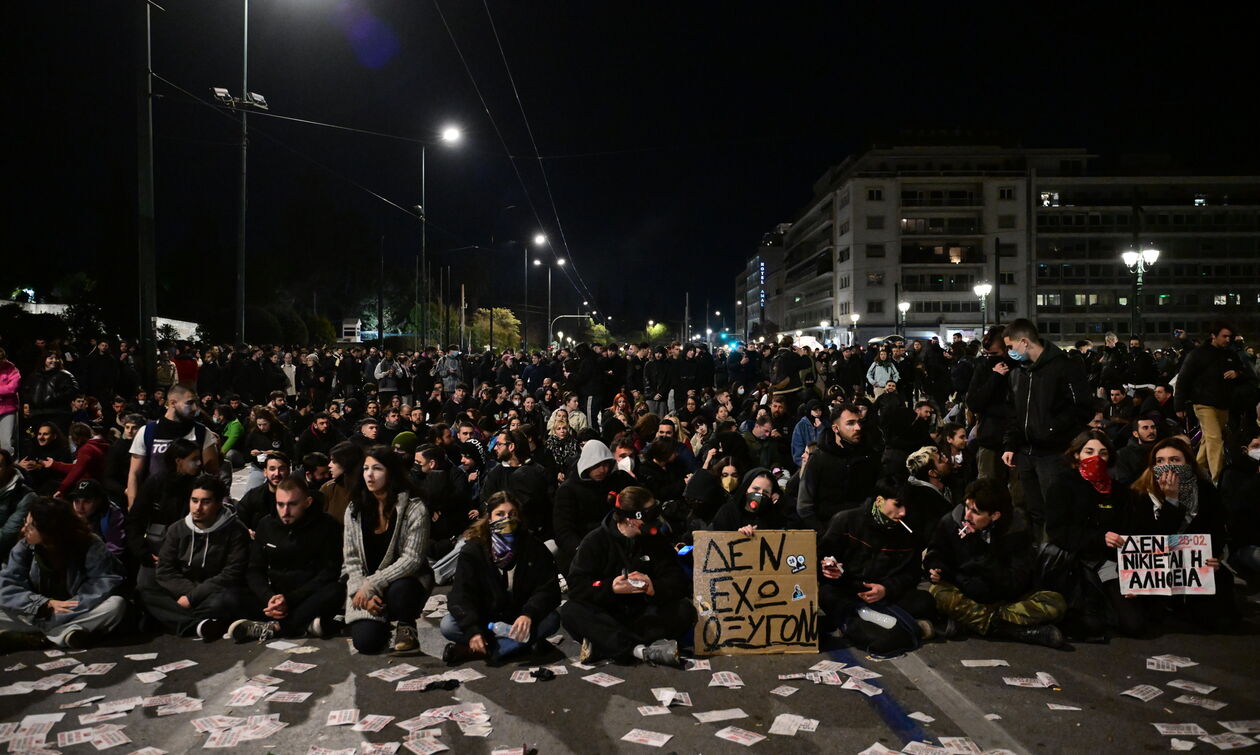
[744,491,770,514]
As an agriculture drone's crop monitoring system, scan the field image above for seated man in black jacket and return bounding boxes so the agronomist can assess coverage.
[925,478,1067,648]
[553,440,635,575]
[229,477,343,642]
[441,492,561,665]
[137,474,251,640]
[818,481,937,655]
[560,486,695,667]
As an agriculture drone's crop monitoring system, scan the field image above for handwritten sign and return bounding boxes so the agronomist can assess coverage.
[692,530,818,655]
[1118,534,1215,596]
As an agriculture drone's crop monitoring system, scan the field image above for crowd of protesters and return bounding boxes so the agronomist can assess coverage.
[1,319,1258,664]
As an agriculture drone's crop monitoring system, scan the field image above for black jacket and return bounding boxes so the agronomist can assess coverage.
[296,425,344,460]
[479,461,554,537]
[553,471,635,571]
[796,434,878,531]
[246,510,342,605]
[1045,470,1121,563]
[924,505,1036,604]
[567,514,689,614]
[1119,480,1228,558]
[819,506,922,603]
[966,353,1017,451]
[155,510,250,604]
[1174,343,1252,412]
[1002,342,1093,456]
[22,368,79,416]
[448,533,561,640]
[709,466,795,532]
[127,472,196,563]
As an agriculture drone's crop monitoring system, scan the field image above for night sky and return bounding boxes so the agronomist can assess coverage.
[9,2,1256,341]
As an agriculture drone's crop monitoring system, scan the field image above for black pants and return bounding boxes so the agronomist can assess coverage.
[1109,577,1236,637]
[273,581,345,638]
[139,577,251,636]
[820,584,934,655]
[559,597,696,662]
[1015,452,1068,541]
[348,577,428,654]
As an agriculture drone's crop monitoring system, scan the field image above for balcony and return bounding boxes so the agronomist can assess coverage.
[901,244,986,265]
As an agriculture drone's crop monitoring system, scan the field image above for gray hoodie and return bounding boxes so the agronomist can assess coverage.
[154,508,250,605]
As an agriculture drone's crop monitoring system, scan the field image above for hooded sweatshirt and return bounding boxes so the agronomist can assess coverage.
[154,508,249,605]
[552,441,635,572]
[710,466,794,532]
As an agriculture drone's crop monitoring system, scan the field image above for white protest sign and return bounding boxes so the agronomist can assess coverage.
[1118,534,1215,596]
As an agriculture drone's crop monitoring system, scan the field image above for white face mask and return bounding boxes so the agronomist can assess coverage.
[616,456,634,473]
[1248,447,1260,462]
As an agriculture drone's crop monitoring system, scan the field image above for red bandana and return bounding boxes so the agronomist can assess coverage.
[1078,455,1112,494]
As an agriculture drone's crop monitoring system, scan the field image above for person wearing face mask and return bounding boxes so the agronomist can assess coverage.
[925,478,1068,648]
[1000,319,1094,540]
[1221,431,1260,577]
[709,467,794,534]
[561,486,694,667]
[553,440,635,575]
[1113,437,1233,635]
[966,326,1018,482]
[441,493,561,665]
[126,384,219,509]
[818,481,939,655]
[1041,430,1123,641]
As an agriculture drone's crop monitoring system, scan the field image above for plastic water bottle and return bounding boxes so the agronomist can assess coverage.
[488,621,513,638]
[856,606,898,629]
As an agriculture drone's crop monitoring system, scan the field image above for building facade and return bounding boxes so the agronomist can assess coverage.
[747,145,1260,347]
[735,224,789,341]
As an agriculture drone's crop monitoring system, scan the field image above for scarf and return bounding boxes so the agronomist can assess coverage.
[489,517,519,570]
[870,497,895,528]
[1152,463,1198,530]
[1078,455,1112,494]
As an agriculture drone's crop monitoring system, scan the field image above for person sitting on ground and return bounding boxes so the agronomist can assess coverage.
[1113,415,1160,488]
[818,480,939,655]
[320,441,363,525]
[67,479,126,562]
[126,438,204,575]
[235,451,322,536]
[552,440,635,575]
[0,496,126,651]
[138,474,251,641]
[560,486,695,667]
[925,478,1068,648]
[0,449,38,566]
[441,492,562,665]
[230,476,344,642]
[902,445,956,535]
[709,467,795,534]
[342,446,432,654]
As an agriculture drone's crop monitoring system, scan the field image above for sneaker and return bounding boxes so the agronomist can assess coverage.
[916,620,935,641]
[195,619,227,641]
[307,617,327,639]
[994,622,1065,649]
[228,619,276,644]
[642,639,682,668]
[60,628,91,650]
[578,638,594,663]
[391,623,418,653]
[442,642,477,665]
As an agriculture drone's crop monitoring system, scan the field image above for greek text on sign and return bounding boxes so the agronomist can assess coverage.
[692,530,819,655]
[1118,534,1216,596]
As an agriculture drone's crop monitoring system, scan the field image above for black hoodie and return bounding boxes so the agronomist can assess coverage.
[246,509,342,606]
[567,513,689,615]
[1003,341,1093,456]
[710,467,795,532]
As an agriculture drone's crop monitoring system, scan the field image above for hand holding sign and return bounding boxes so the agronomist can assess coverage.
[1118,534,1216,596]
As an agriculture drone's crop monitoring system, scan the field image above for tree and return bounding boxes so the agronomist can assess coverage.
[270,305,309,345]
[245,306,283,344]
[468,308,522,350]
[304,315,337,345]
[61,302,109,345]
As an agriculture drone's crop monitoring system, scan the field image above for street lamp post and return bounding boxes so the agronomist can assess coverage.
[525,234,547,351]
[535,257,566,346]
[897,301,910,338]
[973,282,993,336]
[1121,246,1160,337]
[820,320,831,345]
[418,126,461,349]
[849,313,861,347]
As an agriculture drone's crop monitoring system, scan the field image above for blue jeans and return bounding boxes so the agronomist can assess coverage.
[439,611,561,661]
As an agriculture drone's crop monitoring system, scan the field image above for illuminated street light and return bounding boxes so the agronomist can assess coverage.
[533,233,547,246]
[897,300,910,337]
[440,126,462,143]
[974,282,993,334]
[1121,246,1160,336]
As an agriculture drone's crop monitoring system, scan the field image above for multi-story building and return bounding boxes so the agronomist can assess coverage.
[735,224,789,340]
[750,143,1260,347]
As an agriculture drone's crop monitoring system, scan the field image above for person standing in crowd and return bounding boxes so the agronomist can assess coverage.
[342,447,432,655]
[0,496,126,651]
[0,348,20,454]
[1174,322,1253,483]
[442,492,562,665]
[23,353,79,433]
[561,486,694,666]
[1001,318,1093,538]
[126,384,219,508]
[139,475,250,640]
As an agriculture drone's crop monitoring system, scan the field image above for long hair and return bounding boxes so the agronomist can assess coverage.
[34,422,69,452]
[1130,437,1204,501]
[348,445,419,531]
[251,406,287,438]
[632,413,660,443]
[328,441,364,487]
[461,491,522,548]
[28,496,95,556]
[1063,429,1115,468]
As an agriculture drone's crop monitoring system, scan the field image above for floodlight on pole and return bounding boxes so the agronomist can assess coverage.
[440,126,462,143]
[533,233,547,246]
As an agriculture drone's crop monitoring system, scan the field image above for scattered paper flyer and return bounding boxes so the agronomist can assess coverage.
[637,706,671,716]
[620,729,672,747]
[1003,676,1049,689]
[135,671,166,684]
[510,670,536,684]
[1151,655,1198,669]
[55,682,86,693]
[124,653,159,661]
[769,685,798,697]
[91,726,131,750]
[810,660,846,672]
[1147,658,1179,672]
[1175,695,1228,711]
[903,742,950,755]
[1036,672,1060,688]
[402,741,449,755]
[325,708,359,726]
[1121,685,1164,702]
[843,677,883,697]
[353,714,394,732]
[60,695,105,710]
[1171,739,1196,751]
[272,660,316,674]
[1197,733,1256,750]
[266,691,312,703]
[443,667,485,683]
[265,640,299,650]
[72,662,116,675]
[715,726,766,746]
[692,708,747,724]
[769,713,812,736]
[779,672,809,680]
[908,711,936,723]
[582,672,625,687]
[37,658,79,671]
[685,658,711,671]
[368,664,418,682]
[709,671,744,688]
[939,737,982,755]
[858,744,901,755]
[961,659,1009,668]
[1154,724,1211,736]
[1220,723,1260,734]
[842,666,883,681]
[1047,703,1082,711]
[152,659,197,673]
[361,744,401,755]
[1169,680,1218,695]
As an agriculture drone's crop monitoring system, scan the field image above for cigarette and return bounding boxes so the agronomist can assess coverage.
[899,519,914,534]
[958,524,969,537]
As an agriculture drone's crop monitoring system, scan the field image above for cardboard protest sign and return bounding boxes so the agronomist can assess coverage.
[1118,534,1215,596]
[692,530,818,655]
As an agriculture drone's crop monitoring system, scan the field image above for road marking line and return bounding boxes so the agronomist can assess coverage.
[889,651,1031,755]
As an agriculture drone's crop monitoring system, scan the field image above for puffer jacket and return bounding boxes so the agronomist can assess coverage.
[0,360,19,416]
[22,368,79,416]
[1002,342,1093,456]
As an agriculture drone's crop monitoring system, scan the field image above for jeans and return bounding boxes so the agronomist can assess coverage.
[0,595,127,647]
[1192,404,1229,483]
[348,576,428,654]
[0,413,15,454]
[439,611,561,661]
